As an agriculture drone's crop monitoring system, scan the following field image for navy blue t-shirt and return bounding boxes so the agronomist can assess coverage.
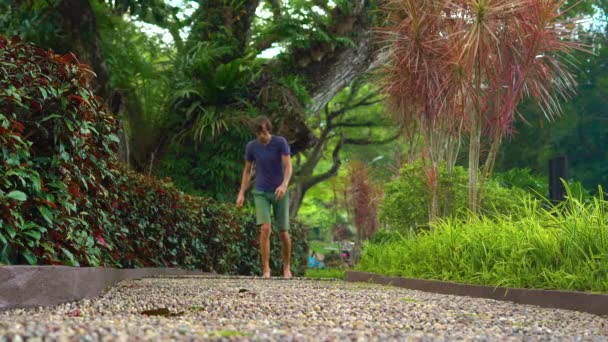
[245,135,291,192]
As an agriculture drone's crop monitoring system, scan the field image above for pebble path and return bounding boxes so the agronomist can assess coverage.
[1,276,607,341]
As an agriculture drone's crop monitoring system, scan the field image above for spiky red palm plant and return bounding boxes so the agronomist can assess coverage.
[460,0,587,208]
[379,0,467,220]
[348,161,381,242]
[379,0,587,214]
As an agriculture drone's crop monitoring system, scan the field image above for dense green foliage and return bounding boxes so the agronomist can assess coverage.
[360,189,608,292]
[3,0,608,292]
[378,161,528,233]
[155,130,250,201]
[0,35,122,265]
[109,170,309,275]
[0,36,307,275]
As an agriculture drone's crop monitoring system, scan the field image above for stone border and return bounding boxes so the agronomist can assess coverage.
[0,266,205,310]
[345,271,608,317]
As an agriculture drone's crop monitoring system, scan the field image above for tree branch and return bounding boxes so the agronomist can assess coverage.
[306,136,344,188]
[298,0,383,115]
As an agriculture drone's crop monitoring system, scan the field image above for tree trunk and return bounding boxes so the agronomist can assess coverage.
[303,22,382,114]
[468,114,481,214]
[477,133,503,208]
[289,182,307,219]
[429,171,439,222]
[56,0,111,102]
[469,59,484,215]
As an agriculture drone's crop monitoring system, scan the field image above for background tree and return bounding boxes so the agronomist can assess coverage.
[1,0,387,202]
[496,28,608,191]
[379,0,588,217]
[290,78,400,217]
[348,160,381,242]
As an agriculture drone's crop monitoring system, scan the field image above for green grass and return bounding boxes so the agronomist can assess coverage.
[400,297,418,303]
[304,267,345,279]
[208,330,252,338]
[308,240,340,254]
[358,188,608,293]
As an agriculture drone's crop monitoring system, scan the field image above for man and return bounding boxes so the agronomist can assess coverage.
[236,116,292,278]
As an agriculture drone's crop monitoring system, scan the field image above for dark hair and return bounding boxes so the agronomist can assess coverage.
[254,116,272,133]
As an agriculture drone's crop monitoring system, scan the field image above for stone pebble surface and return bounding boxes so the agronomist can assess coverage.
[1,275,607,341]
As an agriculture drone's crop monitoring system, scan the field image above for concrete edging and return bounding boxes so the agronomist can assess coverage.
[345,271,608,317]
[0,266,205,310]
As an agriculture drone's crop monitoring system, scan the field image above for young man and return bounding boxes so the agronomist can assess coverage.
[236,116,293,278]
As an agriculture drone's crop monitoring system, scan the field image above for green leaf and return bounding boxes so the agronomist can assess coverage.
[38,206,53,225]
[61,247,79,266]
[41,242,54,253]
[40,114,62,123]
[39,87,48,100]
[5,156,19,166]
[22,222,41,230]
[6,191,27,202]
[23,231,41,240]
[6,225,16,239]
[22,250,37,265]
[107,134,120,143]
[31,173,42,193]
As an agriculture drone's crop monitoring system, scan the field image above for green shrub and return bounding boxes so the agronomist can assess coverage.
[0,35,308,275]
[0,35,122,266]
[378,160,528,233]
[369,229,405,245]
[359,188,608,292]
[493,168,593,202]
[106,171,309,275]
[493,167,548,196]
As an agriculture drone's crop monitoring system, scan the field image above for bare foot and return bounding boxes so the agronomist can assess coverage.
[283,269,292,279]
[263,270,271,278]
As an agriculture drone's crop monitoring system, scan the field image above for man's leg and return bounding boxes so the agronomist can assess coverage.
[279,231,292,278]
[253,190,273,278]
[260,223,271,278]
[275,191,292,278]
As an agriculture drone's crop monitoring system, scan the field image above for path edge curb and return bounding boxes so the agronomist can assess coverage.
[345,271,608,317]
[0,266,205,310]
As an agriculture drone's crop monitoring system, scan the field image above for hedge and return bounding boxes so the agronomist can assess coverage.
[0,35,307,275]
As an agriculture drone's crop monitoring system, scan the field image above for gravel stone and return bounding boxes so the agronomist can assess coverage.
[0,276,607,341]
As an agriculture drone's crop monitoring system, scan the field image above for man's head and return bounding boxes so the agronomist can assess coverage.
[254,116,272,144]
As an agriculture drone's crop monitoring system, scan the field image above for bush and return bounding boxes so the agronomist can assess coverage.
[493,167,548,196]
[359,188,608,292]
[1,35,122,266]
[369,229,405,245]
[378,160,528,233]
[0,35,308,275]
[106,171,309,275]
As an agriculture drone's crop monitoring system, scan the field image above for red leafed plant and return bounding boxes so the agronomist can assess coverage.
[348,160,382,242]
[0,35,309,275]
[378,0,588,216]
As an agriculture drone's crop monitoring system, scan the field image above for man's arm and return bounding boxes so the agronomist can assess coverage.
[237,160,253,207]
[275,154,292,200]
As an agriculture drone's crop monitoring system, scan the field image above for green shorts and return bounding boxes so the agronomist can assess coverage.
[252,189,289,231]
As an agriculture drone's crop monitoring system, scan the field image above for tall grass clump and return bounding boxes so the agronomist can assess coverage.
[358,186,608,292]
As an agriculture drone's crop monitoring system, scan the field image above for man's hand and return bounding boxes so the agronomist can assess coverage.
[236,192,245,208]
[275,184,287,200]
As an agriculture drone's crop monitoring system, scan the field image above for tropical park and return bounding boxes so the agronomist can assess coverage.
[1,0,607,339]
